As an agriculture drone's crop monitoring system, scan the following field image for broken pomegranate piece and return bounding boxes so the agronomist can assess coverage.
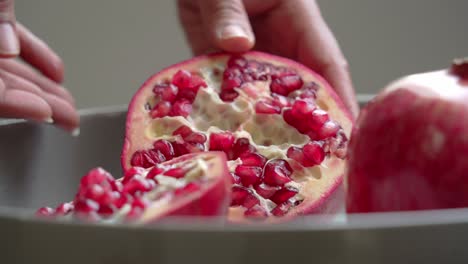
[121,51,353,222]
[36,152,231,223]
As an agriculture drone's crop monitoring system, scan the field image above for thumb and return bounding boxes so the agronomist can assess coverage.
[198,0,255,53]
[0,0,18,57]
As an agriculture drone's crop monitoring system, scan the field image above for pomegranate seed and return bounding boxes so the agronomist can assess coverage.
[55,202,74,215]
[232,138,255,159]
[244,205,268,219]
[307,109,329,130]
[271,202,292,216]
[174,182,200,195]
[254,183,280,199]
[80,168,113,188]
[131,149,165,168]
[185,132,207,144]
[270,74,303,96]
[172,141,190,157]
[287,146,305,163]
[164,167,186,179]
[153,83,178,102]
[122,177,153,195]
[303,142,325,165]
[240,153,267,167]
[220,90,239,102]
[222,76,243,91]
[231,186,250,206]
[86,184,106,201]
[227,56,248,68]
[146,165,164,180]
[185,142,205,153]
[291,99,315,117]
[172,70,192,88]
[272,94,291,108]
[255,100,281,114]
[123,167,146,184]
[152,140,174,160]
[110,180,123,192]
[309,121,340,140]
[114,194,128,209]
[187,74,207,90]
[177,88,197,103]
[230,173,241,184]
[263,159,293,186]
[243,193,260,209]
[125,198,149,220]
[235,165,262,186]
[283,109,306,133]
[300,82,318,99]
[150,101,172,118]
[270,187,298,204]
[169,99,192,117]
[173,125,193,138]
[209,132,235,152]
[74,199,99,213]
[132,197,149,209]
[36,207,54,217]
[98,205,114,216]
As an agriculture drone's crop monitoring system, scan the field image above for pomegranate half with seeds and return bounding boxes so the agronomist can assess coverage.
[121,51,353,221]
[36,152,231,223]
[347,58,468,213]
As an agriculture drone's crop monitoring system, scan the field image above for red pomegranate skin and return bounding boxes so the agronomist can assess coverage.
[346,68,468,213]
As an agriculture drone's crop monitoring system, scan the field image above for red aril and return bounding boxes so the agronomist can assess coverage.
[36,152,231,223]
[346,58,468,213]
[121,51,353,222]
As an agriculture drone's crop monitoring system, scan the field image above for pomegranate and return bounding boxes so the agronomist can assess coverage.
[346,58,468,213]
[121,51,353,221]
[36,152,231,223]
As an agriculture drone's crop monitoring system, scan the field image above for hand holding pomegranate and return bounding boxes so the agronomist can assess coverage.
[0,0,79,132]
[177,0,359,118]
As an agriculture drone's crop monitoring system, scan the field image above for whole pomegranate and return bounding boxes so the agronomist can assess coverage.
[37,152,232,223]
[346,58,468,213]
[121,51,353,221]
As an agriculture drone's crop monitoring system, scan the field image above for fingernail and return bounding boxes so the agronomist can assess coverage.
[71,128,80,137]
[218,25,249,40]
[43,117,54,124]
[0,23,19,56]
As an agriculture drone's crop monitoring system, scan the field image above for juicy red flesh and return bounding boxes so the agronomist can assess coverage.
[37,156,214,221]
[131,54,350,219]
[263,159,293,186]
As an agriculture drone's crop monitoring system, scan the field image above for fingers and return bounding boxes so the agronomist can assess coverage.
[0,67,79,131]
[0,0,19,57]
[294,1,359,118]
[0,59,74,106]
[198,0,255,53]
[0,77,52,122]
[17,23,64,83]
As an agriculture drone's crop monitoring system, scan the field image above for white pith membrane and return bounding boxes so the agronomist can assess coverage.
[124,53,353,220]
[36,153,228,223]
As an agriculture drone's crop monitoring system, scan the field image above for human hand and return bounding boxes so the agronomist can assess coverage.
[177,0,359,118]
[0,0,79,132]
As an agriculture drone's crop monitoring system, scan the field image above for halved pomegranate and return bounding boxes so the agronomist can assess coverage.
[121,51,353,221]
[36,152,231,223]
[347,58,468,213]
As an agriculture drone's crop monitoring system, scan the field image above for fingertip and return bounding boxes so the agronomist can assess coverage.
[0,23,20,57]
[217,25,254,53]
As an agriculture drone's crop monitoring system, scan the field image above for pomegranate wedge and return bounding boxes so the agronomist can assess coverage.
[36,152,231,223]
[121,51,353,222]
